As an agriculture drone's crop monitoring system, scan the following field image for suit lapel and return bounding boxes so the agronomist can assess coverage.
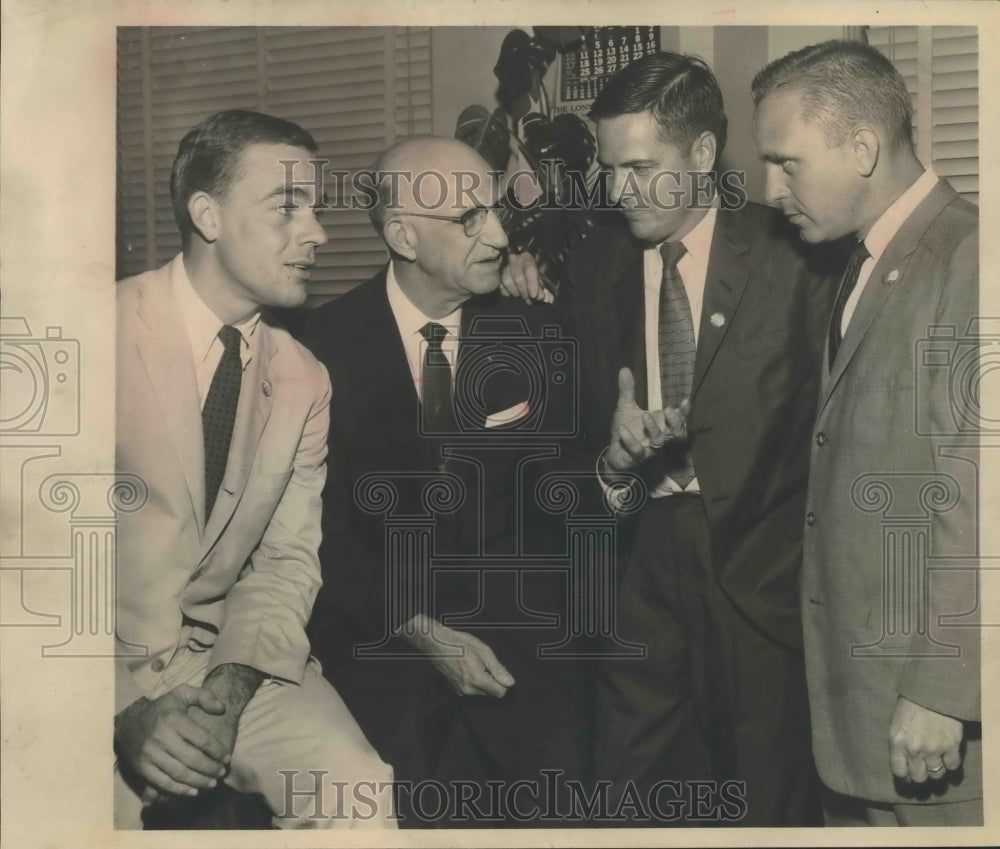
[693,209,750,399]
[200,322,276,552]
[355,272,427,468]
[819,179,958,413]
[133,258,207,533]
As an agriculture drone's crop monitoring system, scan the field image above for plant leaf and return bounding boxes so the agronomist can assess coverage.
[455,105,512,173]
[494,29,556,104]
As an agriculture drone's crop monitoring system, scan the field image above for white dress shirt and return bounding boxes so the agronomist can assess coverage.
[385,262,462,400]
[841,168,938,335]
[172,257,260,408]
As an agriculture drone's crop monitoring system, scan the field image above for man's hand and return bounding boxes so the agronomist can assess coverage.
[400,614,515,698]
[137,663,266,806]
[888,695,964,783]
[114,686,230,799]
[606,367,689,473]
[500,251,553,304]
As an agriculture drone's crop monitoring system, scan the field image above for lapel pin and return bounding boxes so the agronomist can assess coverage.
[710,312,725,328]
[886,269,899,284]
[261,380,272,397]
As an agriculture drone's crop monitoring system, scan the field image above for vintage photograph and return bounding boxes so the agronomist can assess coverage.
[1,2,995,846]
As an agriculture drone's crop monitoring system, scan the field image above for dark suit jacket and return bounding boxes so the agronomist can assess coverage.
[564,203,840,648]
[301,266,575,643]
[298,269,589,781]
[803,179,980,803]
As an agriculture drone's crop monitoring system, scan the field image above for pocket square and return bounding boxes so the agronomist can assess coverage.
[484,400,530,428]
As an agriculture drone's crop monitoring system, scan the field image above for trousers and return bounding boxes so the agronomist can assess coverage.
[595,495,820,826]
[114,646,396,829]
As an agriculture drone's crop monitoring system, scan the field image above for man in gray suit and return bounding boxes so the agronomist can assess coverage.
[752,40,981,826]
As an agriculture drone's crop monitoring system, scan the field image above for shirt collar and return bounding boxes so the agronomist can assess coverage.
[386,262,462,340]
[863,168,938,262]
[172,254,260,367]
[655,204,718,267]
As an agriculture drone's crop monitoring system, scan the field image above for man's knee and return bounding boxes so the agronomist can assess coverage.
[274,750,395,828]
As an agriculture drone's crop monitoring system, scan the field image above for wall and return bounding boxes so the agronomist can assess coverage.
[430,26,846,203]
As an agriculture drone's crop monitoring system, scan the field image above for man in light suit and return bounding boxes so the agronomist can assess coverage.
[508,52,840,825]
[301,135,593,826]
[752,40,981,826]
[114,110,394,829]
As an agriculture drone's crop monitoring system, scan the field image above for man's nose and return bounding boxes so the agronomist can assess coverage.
[481,207,509,249]
[300,209,329,246]
[762,165,788,207]
[606,170,626,205]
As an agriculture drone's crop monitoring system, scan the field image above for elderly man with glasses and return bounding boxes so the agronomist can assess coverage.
[299,135,594,827]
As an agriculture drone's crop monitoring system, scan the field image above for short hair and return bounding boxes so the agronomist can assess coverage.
[589,51,728,163]
[170,109,319,247]
[751,39,914,150]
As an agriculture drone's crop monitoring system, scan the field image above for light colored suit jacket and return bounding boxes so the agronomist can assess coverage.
[115,254,331,715]
[803,179,980,803]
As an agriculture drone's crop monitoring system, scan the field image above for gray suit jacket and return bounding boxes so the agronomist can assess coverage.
[802,179,981,803]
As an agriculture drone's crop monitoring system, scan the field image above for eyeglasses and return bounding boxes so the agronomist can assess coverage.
[397,203,511,237]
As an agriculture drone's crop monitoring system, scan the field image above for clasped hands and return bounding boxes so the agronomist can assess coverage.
[114,663,261,806]
[606,367,690,473]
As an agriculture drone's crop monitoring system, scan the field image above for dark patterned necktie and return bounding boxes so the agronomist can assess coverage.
[202,325,242,519]
[419,322,453,433]
[828,240,871,368]
[657,241,696,488]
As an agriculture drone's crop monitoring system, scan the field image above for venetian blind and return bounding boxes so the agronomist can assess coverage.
[117,26,432,303]
[867,25,978,204]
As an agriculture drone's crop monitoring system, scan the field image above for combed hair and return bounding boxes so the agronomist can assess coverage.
[170,109,319,247]
[589,51,728,163]
[751,39,914,149]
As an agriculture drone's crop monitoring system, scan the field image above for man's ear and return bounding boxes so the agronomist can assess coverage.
[690,131,718,173]
[384,218,417,261]
[187,192,220,243]
[851,126,880,178]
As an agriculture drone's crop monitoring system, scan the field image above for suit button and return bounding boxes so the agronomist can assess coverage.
[805,511,817,527]
[815,432,827,446]
[150,658,165,673]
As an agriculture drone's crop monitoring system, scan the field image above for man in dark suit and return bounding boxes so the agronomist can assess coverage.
[301,135,592,826]
[509,51,838,826]
[752,39,981,826]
